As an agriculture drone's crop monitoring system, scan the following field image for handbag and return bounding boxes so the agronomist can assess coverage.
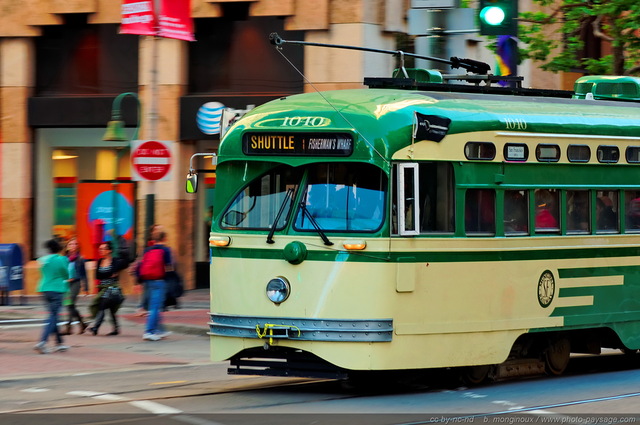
[102,286,125,305]
[165,271,184,298]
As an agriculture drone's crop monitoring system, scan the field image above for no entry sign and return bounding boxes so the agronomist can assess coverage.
[131,140,173,181]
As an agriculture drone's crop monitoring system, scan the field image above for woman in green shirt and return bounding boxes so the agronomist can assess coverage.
[34,239,70,354]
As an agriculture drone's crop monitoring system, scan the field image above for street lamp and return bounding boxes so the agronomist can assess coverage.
[103,92,141,256]
[103,92,141,142]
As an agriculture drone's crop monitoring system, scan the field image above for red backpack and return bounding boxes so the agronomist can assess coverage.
[138,247,166,280]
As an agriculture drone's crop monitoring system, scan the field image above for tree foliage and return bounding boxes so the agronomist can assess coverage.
[518,0,640,75]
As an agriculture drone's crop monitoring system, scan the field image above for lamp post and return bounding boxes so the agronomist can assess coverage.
[104,92,141,142]
[103,92,141,255]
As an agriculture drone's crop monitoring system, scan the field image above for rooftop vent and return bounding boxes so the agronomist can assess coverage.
[573,76,640,102]
[392,68,444,83]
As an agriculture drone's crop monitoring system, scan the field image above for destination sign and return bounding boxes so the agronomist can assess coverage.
[242,133,354,156]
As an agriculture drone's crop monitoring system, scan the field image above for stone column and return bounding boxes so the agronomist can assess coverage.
[0,38,34,251]
[138,36,195,288]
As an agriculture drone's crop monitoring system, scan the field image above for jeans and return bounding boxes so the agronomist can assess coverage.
[144,279,166,334]
[40,291,64,344]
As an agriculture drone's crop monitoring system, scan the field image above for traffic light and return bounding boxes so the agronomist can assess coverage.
[478,0,518,36]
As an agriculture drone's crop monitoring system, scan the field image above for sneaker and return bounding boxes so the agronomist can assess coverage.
[135,308,149,317]
[53,344,70,352]
[33,341,48,354]
[157,331,172,339]
[143,332,161,341]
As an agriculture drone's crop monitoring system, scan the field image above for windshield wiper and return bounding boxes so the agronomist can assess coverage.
[299,200,333,246]
[266,188,294,244]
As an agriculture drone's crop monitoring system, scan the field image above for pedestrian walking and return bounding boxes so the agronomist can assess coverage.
[34,239,70,354]
[133,223,164,317]
[62,237,88,335]
[138,230,173,341]
[88,241,126,336]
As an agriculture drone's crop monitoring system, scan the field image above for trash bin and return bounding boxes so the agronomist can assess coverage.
[0,243,24,291]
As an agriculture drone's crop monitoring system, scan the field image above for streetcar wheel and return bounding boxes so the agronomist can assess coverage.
[461,365,491,385]
[544,337,570,375]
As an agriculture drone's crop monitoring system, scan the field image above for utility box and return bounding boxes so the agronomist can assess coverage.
[0,244,24,305]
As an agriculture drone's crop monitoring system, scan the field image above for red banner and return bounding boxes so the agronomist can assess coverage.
[158,0,195,42]
[120,0,156,36]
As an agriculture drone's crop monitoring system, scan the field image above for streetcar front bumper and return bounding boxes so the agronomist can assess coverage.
[209,313,393,343]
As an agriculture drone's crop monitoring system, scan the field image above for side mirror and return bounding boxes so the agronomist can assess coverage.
[186,171,198,193]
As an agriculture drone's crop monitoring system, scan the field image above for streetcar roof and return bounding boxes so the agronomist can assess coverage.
[218,87,640,168]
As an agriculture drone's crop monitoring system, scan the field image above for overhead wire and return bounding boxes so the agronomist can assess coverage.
[274,46,390,167]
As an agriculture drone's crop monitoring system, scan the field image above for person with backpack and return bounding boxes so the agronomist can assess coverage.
[138,230,173,341]
[132,224,163,317]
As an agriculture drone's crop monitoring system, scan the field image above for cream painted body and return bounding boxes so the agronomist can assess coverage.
[209,233,637,371]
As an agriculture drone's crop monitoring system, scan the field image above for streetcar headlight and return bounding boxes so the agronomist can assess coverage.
[210,235,231,247]
[266,277,290,304]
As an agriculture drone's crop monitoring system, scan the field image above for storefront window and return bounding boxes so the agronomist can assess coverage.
[34,129,136,258]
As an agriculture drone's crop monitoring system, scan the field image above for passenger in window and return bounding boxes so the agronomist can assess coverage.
[596,198,617,230]
[465,189,495,233]
[627,197,640,229]
[535,190,558,229]
[504,191,527,232]
[567,192,589,232]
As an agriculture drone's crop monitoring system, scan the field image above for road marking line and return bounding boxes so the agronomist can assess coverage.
[129,400,182,414]
[67,391,105,397]
[21,388,50,393]
[150,381,187,385]
[69,390,183,415]
[94,394,128,401]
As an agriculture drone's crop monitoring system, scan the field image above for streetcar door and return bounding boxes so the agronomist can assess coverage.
[397,163,420,236]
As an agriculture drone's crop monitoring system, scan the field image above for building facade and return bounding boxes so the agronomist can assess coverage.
[0,0,409,295]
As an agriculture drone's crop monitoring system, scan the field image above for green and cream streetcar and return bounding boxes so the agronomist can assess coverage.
[189,70,640,382]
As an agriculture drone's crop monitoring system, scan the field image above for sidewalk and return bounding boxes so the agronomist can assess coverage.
[0,288,210,331]
[0,289,213,380]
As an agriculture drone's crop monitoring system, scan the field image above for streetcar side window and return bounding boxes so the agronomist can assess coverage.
[626,147,640,163]
[625,190,640,232]
[596,190,618,232]
[464,142,495,160]
[418,163,454,233]
[567,190,590,234]
[567,145,591,163]
[536,144,560,162]
[597,146,619,163]
[534,189,560,233]
[465,189,495,235]
[504,190,528,235]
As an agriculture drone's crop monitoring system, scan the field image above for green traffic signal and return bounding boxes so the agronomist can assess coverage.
[478,0,518,36]
[480,6,506,26]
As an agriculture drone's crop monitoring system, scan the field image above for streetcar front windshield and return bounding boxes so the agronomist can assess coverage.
[221,165,301,229]
[294,163,386,232]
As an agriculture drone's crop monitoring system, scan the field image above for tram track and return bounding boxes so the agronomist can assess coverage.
[0,377,324,414]
[2,353,639,421]
[2,374,639,425]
